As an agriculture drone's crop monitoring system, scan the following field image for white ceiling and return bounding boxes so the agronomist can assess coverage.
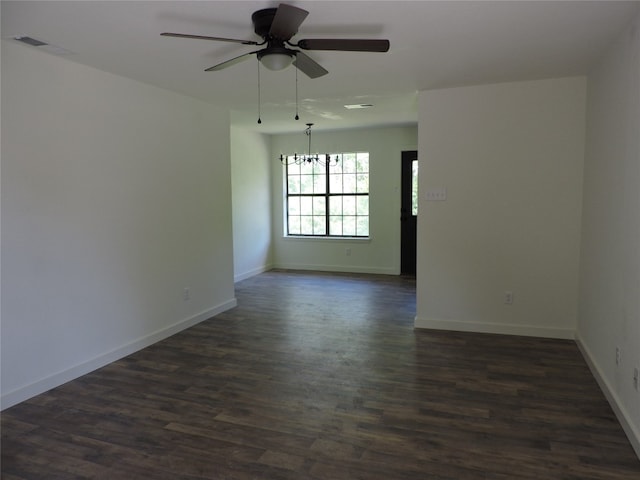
[2,1,639,134]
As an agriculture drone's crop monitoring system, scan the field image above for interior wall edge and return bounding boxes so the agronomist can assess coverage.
[0,297,238,411]
[576,333,640,459]
[234,264,274,283]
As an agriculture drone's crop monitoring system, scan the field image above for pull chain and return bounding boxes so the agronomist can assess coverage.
[257,59,262,124]
[295,65,299,121]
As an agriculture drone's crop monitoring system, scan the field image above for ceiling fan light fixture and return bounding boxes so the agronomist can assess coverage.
[259,51,294,71]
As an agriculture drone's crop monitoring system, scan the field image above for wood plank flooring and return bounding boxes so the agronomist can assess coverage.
[2,269,639,479]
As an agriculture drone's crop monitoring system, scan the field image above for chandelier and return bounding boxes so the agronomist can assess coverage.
[279,123,340,166]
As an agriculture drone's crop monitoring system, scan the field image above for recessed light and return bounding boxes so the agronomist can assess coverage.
[344,104,374,110]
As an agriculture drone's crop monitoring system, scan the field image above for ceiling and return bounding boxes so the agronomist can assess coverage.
[2,1,639,134]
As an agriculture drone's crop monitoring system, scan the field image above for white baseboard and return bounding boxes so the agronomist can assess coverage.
[414,316,574,340]
[575,334,640,459]
[1,298,237,410]
[234,264,273,283]
[273,262,399,276]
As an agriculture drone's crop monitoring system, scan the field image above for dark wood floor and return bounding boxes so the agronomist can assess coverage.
[2,270,639,479]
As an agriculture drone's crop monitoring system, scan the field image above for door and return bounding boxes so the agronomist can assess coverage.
[401,151,418,275]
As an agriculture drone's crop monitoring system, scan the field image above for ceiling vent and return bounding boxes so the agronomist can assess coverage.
[13,36,73,55]
[344,104,374,110]
[14,36,47,47]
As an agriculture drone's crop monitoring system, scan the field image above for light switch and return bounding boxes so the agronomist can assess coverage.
[425,187,447,201]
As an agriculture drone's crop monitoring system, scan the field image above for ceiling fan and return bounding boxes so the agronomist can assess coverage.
[161,3,390,78]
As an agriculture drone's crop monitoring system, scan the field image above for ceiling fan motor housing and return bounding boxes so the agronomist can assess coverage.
[252,6,295,70]
[252,8,279,38]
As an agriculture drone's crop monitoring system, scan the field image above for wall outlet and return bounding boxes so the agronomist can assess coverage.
[346,248,352,257]
[634,368,638,391]
[425,187,447,201]
[504,291,513,305]
[616,346,621,366]
[183,287,190,301]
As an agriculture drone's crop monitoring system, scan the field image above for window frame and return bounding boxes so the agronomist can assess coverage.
[284,152,370,238]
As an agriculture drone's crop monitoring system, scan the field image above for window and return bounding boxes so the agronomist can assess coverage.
[286,152,369,237]
[412,160,418,216]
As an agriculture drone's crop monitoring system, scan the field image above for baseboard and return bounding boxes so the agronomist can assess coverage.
[1,298,238,410]
[576,334,640,459]
[413,316,575,340]
[273,262,399,276]
[234,264,273,283]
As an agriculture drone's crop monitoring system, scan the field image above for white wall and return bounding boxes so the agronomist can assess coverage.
[270,126,417,275]
[416,77,586,339]
[230,127,273,281]
[577,12,640,456]
[1,41,236,408]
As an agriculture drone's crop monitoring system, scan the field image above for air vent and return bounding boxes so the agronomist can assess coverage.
[13,35,73,55]
[344,104,374,110]
[14,36,48,47]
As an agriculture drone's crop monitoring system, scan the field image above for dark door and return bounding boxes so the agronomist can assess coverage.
[401,150,418,275]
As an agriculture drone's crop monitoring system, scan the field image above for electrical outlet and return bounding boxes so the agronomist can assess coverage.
[616,347,621,366]
[425,187,447,201]
[634,368,638,391]
[183,287,190,301]
[504,291,513,305]
[346,248,352,257]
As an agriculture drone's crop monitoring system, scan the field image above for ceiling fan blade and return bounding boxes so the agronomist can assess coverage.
[205,51,258,72]
[293,51,328,79]
[297,39,390,52]
[269,3,309,40]
[161,32,259,45]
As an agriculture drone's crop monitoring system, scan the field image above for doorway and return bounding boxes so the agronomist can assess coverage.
[400,150,418,275]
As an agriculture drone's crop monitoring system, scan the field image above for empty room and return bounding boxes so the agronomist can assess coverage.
[2,1,640,478]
